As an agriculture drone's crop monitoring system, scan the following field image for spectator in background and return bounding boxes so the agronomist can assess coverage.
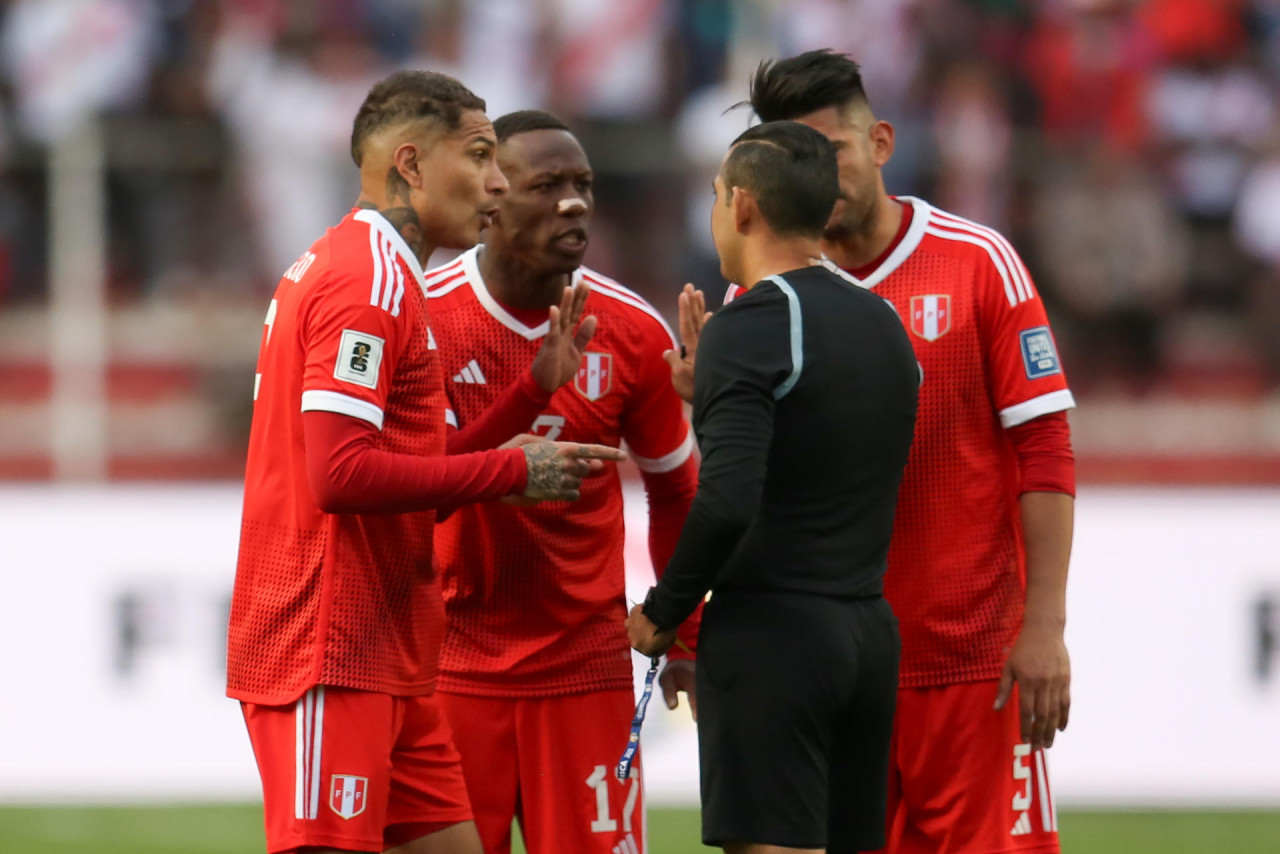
[208,0,381,280]
[1023,0,1153,154]
[930,59,1014,232]
[1033,147,1188,385]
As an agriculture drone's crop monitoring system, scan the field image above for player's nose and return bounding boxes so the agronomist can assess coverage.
[486,162,509,196]
[557,197,588,217]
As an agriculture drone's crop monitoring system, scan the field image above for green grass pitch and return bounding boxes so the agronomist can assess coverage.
[1,806,1279,853]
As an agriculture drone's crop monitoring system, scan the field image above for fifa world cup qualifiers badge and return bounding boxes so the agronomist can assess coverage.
[1019,327,1061,380]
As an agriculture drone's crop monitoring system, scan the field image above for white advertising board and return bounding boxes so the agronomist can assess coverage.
[0,485,1278,806]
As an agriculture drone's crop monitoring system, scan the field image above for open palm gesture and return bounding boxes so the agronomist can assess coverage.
[531,280,597,392]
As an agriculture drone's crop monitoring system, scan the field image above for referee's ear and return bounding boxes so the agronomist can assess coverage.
[731,185,757,235]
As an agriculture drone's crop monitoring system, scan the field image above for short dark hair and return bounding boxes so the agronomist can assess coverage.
[749,49,869,122]
[493,109,570,143]
[721,121,839,239]
[350,70,486,166]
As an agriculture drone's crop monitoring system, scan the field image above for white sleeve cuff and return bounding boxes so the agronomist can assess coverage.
[301,389,384,429]
[999,389,1076,429]
[632,430,694,473]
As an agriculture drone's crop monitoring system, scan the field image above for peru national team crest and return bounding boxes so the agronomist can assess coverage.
[329,774,368,820]
[575,352,613,401]
[910,294,951,342]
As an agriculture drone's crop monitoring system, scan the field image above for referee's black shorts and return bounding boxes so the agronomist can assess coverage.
[696,589,900,853]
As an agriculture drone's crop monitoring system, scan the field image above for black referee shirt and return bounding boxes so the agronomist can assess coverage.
[645,264,919,631]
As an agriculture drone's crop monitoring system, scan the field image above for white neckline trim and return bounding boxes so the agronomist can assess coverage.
[353,209,429,298]
[840,196,932,290]
[461,245,587,341]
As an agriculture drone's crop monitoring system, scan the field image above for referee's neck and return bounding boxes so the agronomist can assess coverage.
[737,235,823,290]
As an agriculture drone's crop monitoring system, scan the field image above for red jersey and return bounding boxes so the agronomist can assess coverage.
[425,247,693,697]
[228,209,451,705]
[726,198,1074,687]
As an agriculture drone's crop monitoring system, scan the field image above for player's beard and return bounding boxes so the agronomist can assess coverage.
[824,190,878,244]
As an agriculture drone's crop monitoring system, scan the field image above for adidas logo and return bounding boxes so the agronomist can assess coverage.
[1011,811,1032,836]
[452,359,487,384]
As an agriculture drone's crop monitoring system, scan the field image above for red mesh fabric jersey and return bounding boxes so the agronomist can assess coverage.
[426,247,695,697]
[725,198,1075,688]
[227,209,451,705]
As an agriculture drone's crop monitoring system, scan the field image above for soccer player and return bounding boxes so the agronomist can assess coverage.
[424,110,701,854]
[702,51,1075,854]
[226,72,625,854]
[627,120,919,854]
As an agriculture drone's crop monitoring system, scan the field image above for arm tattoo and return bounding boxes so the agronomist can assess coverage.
[523,443,564,497]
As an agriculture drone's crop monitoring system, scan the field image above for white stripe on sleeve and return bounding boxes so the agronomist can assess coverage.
[998,389,1076,429]
[632,430,694,473]
[301,389,385,429]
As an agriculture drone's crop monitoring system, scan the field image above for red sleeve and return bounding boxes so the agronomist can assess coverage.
[304,410,527,514]
[1008,410,1076,497]
[622,313,695,469]
[641,455,702,658]
[446,369,553,454]
[622,310,701,655]
[298,267,407,429]
[971,223,1076,428]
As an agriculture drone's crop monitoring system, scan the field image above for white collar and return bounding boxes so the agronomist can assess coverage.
[461,245,584,341]
[353,209,429,296]
[834,196,932,289]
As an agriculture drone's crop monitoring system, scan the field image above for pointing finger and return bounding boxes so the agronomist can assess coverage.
[566,443,627,462]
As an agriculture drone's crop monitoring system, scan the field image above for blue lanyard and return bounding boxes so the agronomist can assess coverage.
[616,657,660,781]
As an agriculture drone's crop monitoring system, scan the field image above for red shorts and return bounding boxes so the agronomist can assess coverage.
[439,689,644,854]
[874,681,1060,854]
[241,685,472,853]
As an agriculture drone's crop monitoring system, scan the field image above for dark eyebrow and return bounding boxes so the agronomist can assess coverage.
[529,167,594,182]
[467,135,496,151]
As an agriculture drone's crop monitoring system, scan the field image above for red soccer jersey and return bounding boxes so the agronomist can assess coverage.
[228,209,451,705]
[725,197,1074,688]
[425,247,694,697]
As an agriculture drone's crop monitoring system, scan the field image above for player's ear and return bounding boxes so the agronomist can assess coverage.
[731,186,754,235]
[870,120,896,169]
[392,142,423,190]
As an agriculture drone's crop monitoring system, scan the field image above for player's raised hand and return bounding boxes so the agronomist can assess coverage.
[994,624,1071,751]
[531,280,598,392]
[663,283,712,404]
[520,440,626,502]
[659,659,697,720]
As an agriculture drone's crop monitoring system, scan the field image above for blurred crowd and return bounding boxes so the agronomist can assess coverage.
[2,0,1279,397]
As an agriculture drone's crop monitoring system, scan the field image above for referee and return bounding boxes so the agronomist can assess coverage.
[626,120,919,854]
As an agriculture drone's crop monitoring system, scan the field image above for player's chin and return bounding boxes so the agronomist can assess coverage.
[545,244,587,270]
[439,219,485,250]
